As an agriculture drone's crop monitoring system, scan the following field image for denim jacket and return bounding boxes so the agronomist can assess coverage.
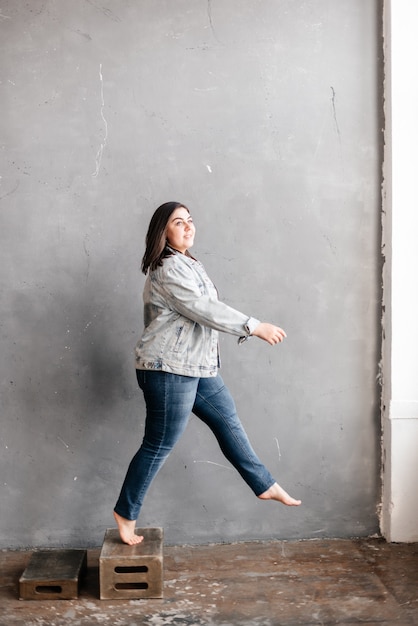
[135,248,260,377]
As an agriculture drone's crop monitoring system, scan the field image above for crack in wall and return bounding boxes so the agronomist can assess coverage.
[207,0,223,44]
[330,86,341,145]
[92,63,108,178]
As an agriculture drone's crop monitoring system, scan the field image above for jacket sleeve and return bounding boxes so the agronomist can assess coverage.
[156,260,260,338]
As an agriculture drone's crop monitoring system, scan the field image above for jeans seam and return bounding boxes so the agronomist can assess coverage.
[133,374,168,514]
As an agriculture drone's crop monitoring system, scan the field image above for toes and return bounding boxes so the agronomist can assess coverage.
[128,535,144,546]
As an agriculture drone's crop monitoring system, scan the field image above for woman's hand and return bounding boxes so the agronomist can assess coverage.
[251,323,287,345]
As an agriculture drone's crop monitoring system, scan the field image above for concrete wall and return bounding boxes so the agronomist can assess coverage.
[0,0,383,549]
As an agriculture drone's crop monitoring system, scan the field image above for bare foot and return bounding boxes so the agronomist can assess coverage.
[113,511,144,545]
[258,482,302,506]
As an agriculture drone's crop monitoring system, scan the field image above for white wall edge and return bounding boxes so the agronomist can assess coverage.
[381,0,418,542]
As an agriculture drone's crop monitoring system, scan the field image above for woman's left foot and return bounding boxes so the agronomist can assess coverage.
[113,511,144,545]
[258,482,301,506]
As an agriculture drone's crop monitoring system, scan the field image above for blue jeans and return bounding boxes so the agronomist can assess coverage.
[114,370,275,520]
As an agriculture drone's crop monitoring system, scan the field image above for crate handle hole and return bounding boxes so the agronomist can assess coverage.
[35,585,62,594]
[114,566,148,573]
[114,582,149,590]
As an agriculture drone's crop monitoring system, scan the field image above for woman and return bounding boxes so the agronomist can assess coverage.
[114,202,301,545]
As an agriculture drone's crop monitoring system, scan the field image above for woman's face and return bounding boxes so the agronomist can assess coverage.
[166,207,195,254]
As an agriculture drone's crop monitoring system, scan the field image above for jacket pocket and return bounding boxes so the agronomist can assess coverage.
[171,318,194,354]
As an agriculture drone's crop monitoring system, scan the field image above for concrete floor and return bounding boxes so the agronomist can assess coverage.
[1,537,417,625]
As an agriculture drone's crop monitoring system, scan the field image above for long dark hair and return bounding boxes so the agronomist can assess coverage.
[141,201,190,274]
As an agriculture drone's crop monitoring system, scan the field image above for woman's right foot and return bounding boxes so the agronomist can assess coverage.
[113,511,144,545]
[258,482,302,506]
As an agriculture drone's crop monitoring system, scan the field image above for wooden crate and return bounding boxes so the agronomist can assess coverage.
[19,549,87,600]
[99,528,163,600]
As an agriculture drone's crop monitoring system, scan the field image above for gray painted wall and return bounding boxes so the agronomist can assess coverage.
[0,0,382,549]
